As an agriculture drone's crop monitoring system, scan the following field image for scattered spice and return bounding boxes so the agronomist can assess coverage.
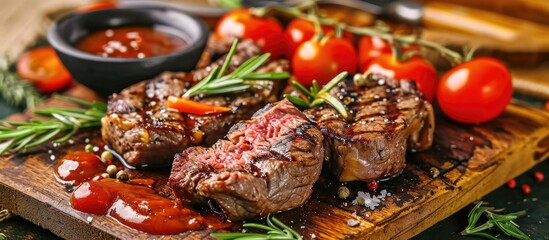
[521,184,531,195]
[367,180,378,191]
[338,186,350,199]
[352,190,390,210]
[507,179,517,189]
[84,144,94,152]
[116,170,129,181]
[347,219,360,227]
[429,167,440,178]
[101,151,113,161]
[106,165,118,176]
[533,171,544,183]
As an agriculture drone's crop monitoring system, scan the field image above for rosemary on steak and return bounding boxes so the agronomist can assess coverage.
[284,71,349,118]
[0,57,42,108]
[0,95,106,154]
[211,214,303,240]
[183,38,290,98]
[461,201,530,240]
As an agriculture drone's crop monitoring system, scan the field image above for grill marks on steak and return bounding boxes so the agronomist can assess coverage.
[305,74,435,182]
[101,39,289,167]
[168,100,324,220]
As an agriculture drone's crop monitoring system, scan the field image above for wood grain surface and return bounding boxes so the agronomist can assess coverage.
[0,85,548,240]
[1,1,549,239]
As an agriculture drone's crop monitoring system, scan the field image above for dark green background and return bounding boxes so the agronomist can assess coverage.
[0,97,547,239]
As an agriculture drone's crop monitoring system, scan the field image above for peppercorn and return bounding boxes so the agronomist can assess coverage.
[521,184,531,195]
[430,167,440,178]
[101,151,113,161]
[101,173,110,179]
[116,170,129,181]
[84,144,94,152]
[338,186,350,199]
[533,171,544,183]
[106,165,118,176]
[367,180,378,191]
[507,179,517,189]
[356,197,365,205]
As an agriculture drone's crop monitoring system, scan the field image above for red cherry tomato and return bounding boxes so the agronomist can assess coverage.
[358,36,419,71]
[16,47,72,93]
[292,37,357,86]
[215,8,285,58]
[75,1,118,13]
[363,54,437,102]
[285,18,354,58]
[437,57,513,124]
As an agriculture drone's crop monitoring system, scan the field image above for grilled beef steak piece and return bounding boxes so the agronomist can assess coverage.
[305,74,435,182]
[101,40,288,167]
[168,100,324,220]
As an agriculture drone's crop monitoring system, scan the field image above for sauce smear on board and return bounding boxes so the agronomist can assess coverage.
[55,151,106,186]
[76,26,188,59]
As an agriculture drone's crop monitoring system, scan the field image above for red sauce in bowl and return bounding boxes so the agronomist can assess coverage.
[76,26,188,58]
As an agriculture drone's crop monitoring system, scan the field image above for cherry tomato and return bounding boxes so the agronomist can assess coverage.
[437,57,513,124]
[75,1,118,13]
[16,47,72,93]
[215,8,285,58]
[285,18,354,58]
[363,54,437,102]
[358,36,419,71]
[292,37,357,86]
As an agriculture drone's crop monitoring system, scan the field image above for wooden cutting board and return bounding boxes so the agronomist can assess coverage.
[0,85,548,240]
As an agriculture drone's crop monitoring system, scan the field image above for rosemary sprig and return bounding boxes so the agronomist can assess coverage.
[0,57,42,108]
[211,214,303,240]
[0,95,106,154]
[462,201,531,240]
[183,39,290,99]
[284,72,349,118]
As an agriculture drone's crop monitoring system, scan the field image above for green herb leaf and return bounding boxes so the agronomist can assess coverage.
[210,214,302,240]
[184,41,289,99]
[0,56,42,108]
[0,96,106,154]
[285,72,348,118]
[461,201,531,240]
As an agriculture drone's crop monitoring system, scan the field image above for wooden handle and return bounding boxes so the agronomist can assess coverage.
[421,2,549,49]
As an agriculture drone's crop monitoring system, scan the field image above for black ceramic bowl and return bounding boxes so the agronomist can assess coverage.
[48,3,209,97]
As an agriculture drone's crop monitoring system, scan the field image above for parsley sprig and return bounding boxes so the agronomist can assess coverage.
[183,39,290,98]
[462,201,530,240]
[284,71,349,118]
[211,214,303,240]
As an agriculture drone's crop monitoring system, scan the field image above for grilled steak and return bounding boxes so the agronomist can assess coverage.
[168,100,324,220]
[305,73,435,182]
[101,39,288,167]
